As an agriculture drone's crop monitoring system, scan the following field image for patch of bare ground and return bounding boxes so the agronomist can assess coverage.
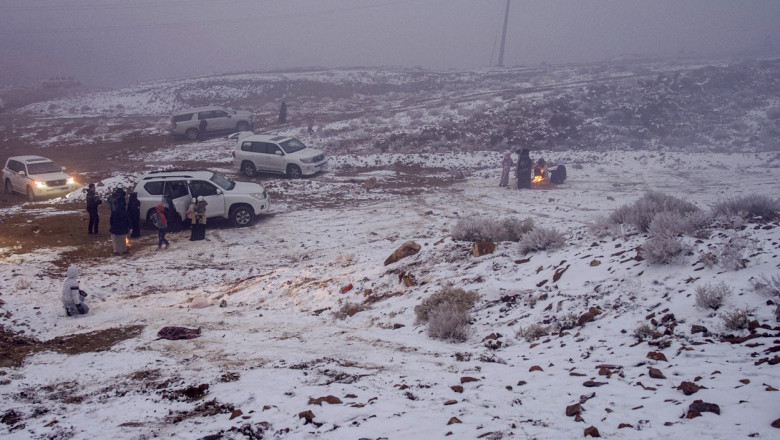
[0,325,144,368]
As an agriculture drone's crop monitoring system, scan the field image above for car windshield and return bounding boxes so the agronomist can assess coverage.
[280,139,307,154]
[26,161,62,174]
[209,172,235,191]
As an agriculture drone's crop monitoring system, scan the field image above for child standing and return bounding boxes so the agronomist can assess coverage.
[152,204,170,250]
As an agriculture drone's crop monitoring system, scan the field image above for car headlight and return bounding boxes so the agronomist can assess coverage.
[251,192,267,200]
[300,157,314,164]
[67,176,75,185]
[34,180,46,188]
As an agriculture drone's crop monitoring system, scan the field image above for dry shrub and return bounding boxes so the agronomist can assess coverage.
[519,227,565,254]
[721,307,752,331]
[751,274,780,298]
[414,286,479,324]
[427,303,471,342]
[451,216,534,242]
[633,323,656,340]
[716,233,752,270]
[608,192,699,233]
[648,211,698,237]
[694,281,732,310]
[712,194,780,221]
[642,235,689,264]
[515,323,550,342]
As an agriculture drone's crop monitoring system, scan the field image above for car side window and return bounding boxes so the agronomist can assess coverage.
[198,111,211,120]
[214,110,228,118]
[164,180,189,198]
[264,143,281,154]
[189,180,219,197]
[7,160,21,172]
[144,181,164,195]
[173,113,193,123]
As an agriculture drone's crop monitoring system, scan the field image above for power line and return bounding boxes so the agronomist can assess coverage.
[3,0,259,12]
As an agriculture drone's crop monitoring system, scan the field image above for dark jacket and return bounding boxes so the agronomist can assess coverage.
[86,189,101,212]
[109,189,130,235]
[127,193,141,223]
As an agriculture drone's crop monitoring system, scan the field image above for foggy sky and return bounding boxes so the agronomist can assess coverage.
[0,0,778,87]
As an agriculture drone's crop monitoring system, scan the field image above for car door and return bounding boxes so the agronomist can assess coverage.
[211,110,232,131]
[162,180,192,219]
[188,180,226,218]
[264,142,286,173]
[8,160,25,192]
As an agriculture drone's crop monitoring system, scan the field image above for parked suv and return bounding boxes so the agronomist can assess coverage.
[133,170,270,227]
[2,156,77,201]
[170,106,254,141]
[232,135,328,178]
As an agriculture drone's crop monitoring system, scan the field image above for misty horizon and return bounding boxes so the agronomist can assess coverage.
[1,0,778,88]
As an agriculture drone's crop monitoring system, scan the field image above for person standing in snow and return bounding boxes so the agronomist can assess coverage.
[516,149,533,189]
[279,101,287,124]
[61,265,89,316]
[307,115,314,135]
[188,196,208,241]
[108,187,130,255]
[85,183,101,234]
[198,118,207,142]
[499,151,513,187]
[152,204,170,250]
[127,191,141,238]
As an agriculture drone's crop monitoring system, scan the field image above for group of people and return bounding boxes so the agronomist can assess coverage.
[500,149,567,189]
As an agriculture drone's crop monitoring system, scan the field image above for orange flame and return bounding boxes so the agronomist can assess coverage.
[125,236,131,248]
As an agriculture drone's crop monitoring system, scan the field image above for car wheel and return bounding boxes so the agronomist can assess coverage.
[26,186,35,202]
[185,128,199,141]
[236,121,250,132]
[229,205,254,227]
[241,161,257,177]
[287,164,302,179]
[5,179,13,195]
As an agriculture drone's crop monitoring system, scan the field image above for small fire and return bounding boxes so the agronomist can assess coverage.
[125,236,131,248]
[532,169,545,184]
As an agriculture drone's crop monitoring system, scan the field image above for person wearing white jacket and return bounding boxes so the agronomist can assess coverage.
[61,265,89,316]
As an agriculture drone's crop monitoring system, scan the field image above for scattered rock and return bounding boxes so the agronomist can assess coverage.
[460,377,480,384]
[451,385,463,393]
[447,417,462,425]
[590,260,601,266]
[584,426,601,437]
[219,299,227,308]
[578,307,601,326]
[648,367,666,379]
[685,400,720,418]
[308,395,342,405]
[384,241,421,265]
[566,403,583,417]
[529,365,544,372]
[647,351,668,362]
[677,381,703,396]
[583,381,608,387]
[229,409,243,420]
[772,418,780,428]
[618,423,633,429]
[691,325,708,334]
[472,241,496,257]
[298,410,315,424]
[444,400,458,406]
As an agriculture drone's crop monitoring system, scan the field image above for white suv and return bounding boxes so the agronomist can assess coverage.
[232,135,328,178]
[170,106,254,141]
[2,156,77,201]
[133,170,270,227]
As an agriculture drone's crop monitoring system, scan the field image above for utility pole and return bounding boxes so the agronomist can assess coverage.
[497,0,510,67]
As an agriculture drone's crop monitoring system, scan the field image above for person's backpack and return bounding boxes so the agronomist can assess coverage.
[152,212,167,228]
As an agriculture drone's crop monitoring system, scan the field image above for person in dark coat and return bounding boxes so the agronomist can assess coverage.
[127,191,141,238]
[499,152,513,187]
[279,101,287,123]
[516,149,533,189]
[85,183,101,234]
[550,159,567,184]
[198,118,207,141]
[108,188,130,255]
[534,157,546,178]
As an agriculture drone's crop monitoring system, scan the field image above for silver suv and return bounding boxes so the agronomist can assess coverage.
[170,106,253,141]
[133,170,270,227]
[2,155,77,201]
[232,135,328,178]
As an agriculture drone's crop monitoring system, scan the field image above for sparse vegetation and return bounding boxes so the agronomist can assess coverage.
[426,303,471,342]
[518,227,565,254]
[716,233,752,270]
[721,307,752,331]
[515,323,551,342]
[642,235,689,264]
[608,192,700,233]
[332,302,369,320]
[694,281,732,310]
[414,286,480,324]
[451,216,534,242]
[751,274,780,298]
[712,195,780,221]
[633,323,657,340]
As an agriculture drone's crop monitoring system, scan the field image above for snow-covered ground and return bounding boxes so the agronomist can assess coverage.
[1,146,779,439]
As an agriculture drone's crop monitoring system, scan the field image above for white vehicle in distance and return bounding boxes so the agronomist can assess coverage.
[170,106,254,141]
[2,155,78,201]
[133,170,270,227]
[232,135,328,178]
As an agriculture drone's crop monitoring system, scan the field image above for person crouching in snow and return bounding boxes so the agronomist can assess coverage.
[152,204,170,250]
[62,265,89,316]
